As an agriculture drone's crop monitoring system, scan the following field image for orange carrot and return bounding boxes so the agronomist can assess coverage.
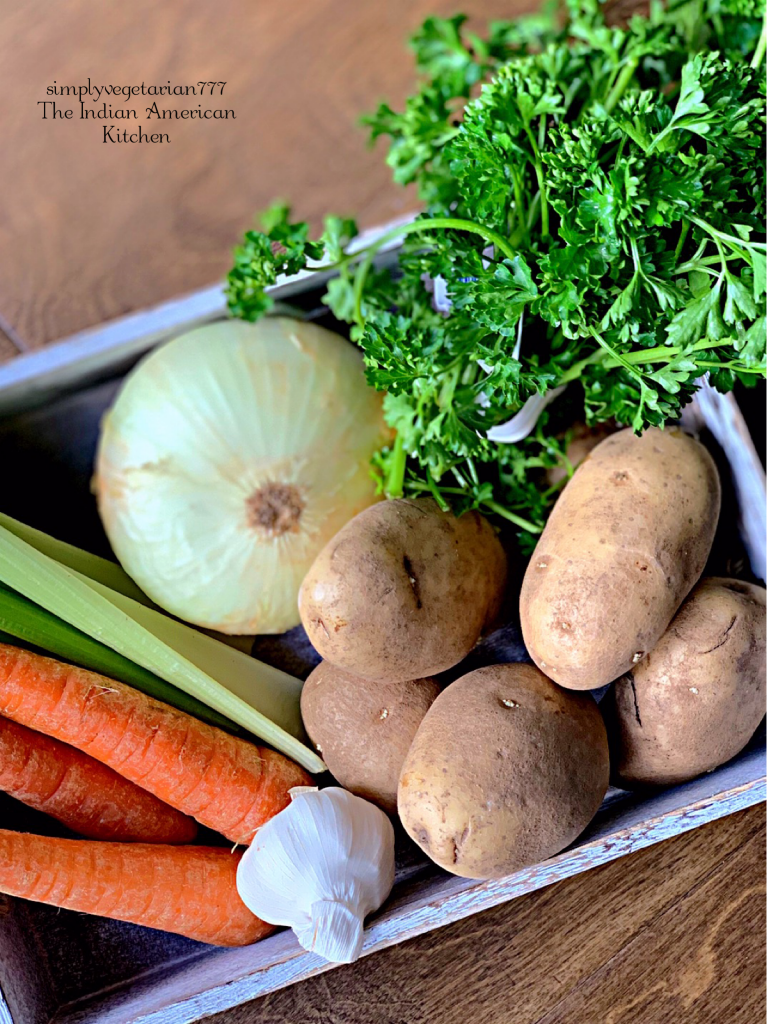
[0,644,311,843]
[0,715,198,843]
[0,829,271,946]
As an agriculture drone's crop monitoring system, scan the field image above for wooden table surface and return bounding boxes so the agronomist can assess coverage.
[1,3,765,1022]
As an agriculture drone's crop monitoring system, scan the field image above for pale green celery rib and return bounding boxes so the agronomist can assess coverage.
[0,510,311,742]
[71,570,308,742]
[0,523,326,775]
[0,511,269,652]
[0,583,239,732]
[0,511,151,604]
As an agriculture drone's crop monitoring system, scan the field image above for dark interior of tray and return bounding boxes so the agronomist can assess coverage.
[0,292,764,1023]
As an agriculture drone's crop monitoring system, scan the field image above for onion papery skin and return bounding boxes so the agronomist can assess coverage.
[95,317,391,635]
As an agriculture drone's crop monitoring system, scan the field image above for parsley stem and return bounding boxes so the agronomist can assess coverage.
[522,125,549,239]
[674,255,722,274]
[351,217,517,325]
[451,465,469,488]
[591,332,643,380]
[407,483,551,530]
[407,481,544,529]
[385,433,407,499]
[556,350,606,385]
[604,57,639,113]
[423,469,450,511]
[526,192,541,235]
[621,339,722,364]
[690,217,767,251]
[674,219,690,262]
[483,501,543,533]
[751,9,767,69]
[309,250,362,274]
[408,483,471,497]
[697,362,764,373]
[552,335,726,389]
[509,166,527,245]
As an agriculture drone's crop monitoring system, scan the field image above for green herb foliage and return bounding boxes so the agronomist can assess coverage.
[226,0,766,548]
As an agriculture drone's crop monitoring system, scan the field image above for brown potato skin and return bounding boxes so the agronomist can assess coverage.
[300,662,440,814]
[299,498,507,684]
[544,421,617,487]
[520,427,721,690]
[603,578,766,787]
[398,664,609,879]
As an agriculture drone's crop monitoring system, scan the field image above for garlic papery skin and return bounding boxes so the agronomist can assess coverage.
[236,787,395,963]
[94,318,391,634]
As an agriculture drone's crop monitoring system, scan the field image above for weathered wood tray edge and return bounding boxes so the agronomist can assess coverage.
[0,220,764,1024]
[56,754,766,1024]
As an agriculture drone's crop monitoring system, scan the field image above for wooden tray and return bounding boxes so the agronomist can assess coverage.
[0,235,764,1024]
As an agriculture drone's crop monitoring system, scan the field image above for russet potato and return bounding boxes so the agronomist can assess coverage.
[301,662,440,813]
[397,663,610,879]
[520,427,721,690]
[603,578,766,786]
[299,498,507,684]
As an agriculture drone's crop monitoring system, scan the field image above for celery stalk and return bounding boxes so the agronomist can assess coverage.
[0,583,239,733]
[0,512,259,653]
[0,522,325,774]
[0,511,151,604]
[70,569,308,743]
[0,512,308,739]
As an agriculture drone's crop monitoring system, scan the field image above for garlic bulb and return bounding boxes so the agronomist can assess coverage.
[95,318,390,634]
[236,787,395,963]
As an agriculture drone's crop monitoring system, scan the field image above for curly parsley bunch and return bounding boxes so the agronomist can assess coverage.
[226,0,766,545]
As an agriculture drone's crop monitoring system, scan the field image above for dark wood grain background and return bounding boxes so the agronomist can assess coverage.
[0,3,765,1021]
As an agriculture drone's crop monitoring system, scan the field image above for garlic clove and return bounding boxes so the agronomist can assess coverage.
[236,787,395,963]
[297,901,364,964]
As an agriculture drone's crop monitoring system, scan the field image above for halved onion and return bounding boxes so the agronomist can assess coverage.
[95,317,391,634]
